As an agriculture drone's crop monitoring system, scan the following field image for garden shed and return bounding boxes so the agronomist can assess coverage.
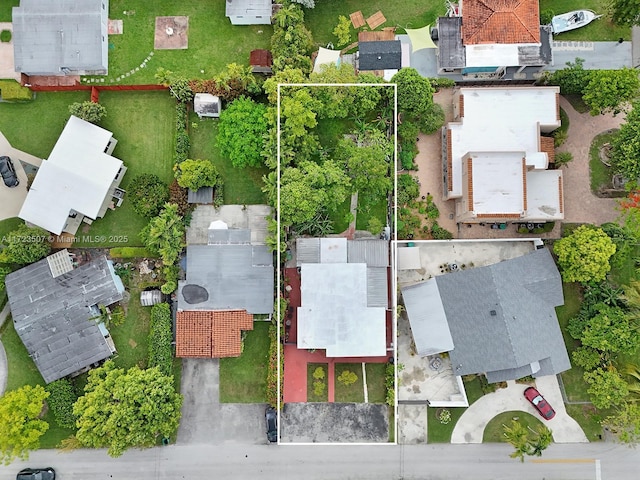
[194,93,220,118]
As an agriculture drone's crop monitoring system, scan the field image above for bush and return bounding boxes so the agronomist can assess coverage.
[0,80,32,102]
[572,346,602,370]
[426,196,440,219]
[0,30,11,42]
[337,370,358,386]
[175,132,190,164]
[69,101,106,124]
[168,179,189,216]
[45,379,78,429]
[312,367,325,380]
[148,303,173,376]
[431,222,453,240]
[540,9,555,25]
[0,224,51,264]
[368,217,384,236]
[555,151,573,167]
[265,322,282,407]
[128,174,169,218]
[109,247,152,259]
[385,363,395,406]
[428,77,456,90]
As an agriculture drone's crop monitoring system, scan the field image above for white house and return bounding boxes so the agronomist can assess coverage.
[225,0,272,26]
[19,115,126,235]
[442,86,563,223]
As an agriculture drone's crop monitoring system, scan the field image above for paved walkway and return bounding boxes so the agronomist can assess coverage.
[0,22,20,82]
[0,302,11,396]
[451,375,588,444]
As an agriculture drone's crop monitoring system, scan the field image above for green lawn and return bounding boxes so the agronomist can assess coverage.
[482,411,545,442]
[82,0,272,85]
[73,90,176,247]
[589,131,618,195]
[0,217,25,245]
[0,91,89,158]
[539,0,630,41]
[0,0,18,22]
[365,363,387,404]
[334,363,365,403]
[565,404,606,441]
[305,0,446,46]
[357,197,388,231]
[189,112,268,204]
[307,363,329,402]
[219,321,270,403]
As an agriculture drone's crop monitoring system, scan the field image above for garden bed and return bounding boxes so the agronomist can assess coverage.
[334,363,365,403]
[307,363,329,402]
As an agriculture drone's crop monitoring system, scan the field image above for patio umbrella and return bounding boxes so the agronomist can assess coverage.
[405,25,437,53]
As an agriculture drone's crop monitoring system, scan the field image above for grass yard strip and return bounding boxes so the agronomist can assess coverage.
[365,363,387,404]
[219,321,270,403]
[588,131,618,195]
[90,0,272,85]
[565,404,606,441]
[0,91,89,159]
[0,0,19,22]
[73,90,175,248]
[307,363,329,402]
[427,406,466,443]
[189,113,268,205]
[482,411,545,442]
[539,0,630,41]
[334,363,365,403]
[305,0,446,46]
[356,197,388,231]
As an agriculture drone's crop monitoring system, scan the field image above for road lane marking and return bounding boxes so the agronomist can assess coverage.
[530,458,595,463]
[595,459,601,480]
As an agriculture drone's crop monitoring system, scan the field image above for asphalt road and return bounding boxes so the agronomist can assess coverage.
[0,443,636,480]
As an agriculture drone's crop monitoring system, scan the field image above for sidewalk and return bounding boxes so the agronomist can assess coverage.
[451,376,588,444]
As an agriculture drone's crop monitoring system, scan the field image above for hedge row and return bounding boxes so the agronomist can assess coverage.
[148,303,173,376]
[45,378,78,429]
[265,322,283,408]
[175,102,190,164]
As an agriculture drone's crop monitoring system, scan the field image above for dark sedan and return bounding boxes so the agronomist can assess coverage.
[16,468,55,480]
[265,406,277,443]
[0,155,19,187]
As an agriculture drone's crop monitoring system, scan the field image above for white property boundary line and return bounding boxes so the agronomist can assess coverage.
[277,82,398,446]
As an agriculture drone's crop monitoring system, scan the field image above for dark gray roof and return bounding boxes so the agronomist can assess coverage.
[359,41,402,71]
[5,255,123,383]
[177,244,274,314]
[405,248,570,382]
[12,0,108,76]
[516,27,553,66]
[437,17,465,69]
[188,187,214,204]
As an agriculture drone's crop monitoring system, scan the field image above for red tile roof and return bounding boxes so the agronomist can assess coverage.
[176,310,254,358]
[249,49,272,67]
[462,0,540,45]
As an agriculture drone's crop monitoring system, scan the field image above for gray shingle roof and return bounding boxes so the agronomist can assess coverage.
[12,0,108,76]
[177,244,274,314]
[403,248,570,382]
[5,255,123,383]
[359,41,402,71]
[225,0,272,17]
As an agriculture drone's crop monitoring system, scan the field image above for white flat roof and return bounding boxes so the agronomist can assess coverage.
[397,246,421,270]
[448,87,559,197]
[469,153,524,215]
[19,116,122,234]
[465,43,541,67]
[297,263,386,358]
[524,170,564,221]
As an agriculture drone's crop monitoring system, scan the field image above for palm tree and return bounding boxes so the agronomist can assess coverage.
[528,425,553,457]
[503,420,531,463]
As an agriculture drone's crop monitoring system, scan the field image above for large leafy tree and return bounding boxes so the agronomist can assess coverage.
[0,385,49,464]
[263,67,307,104]
[128,174,169,218]
[610,0,640,26]
[580,303,640,356]
[392,67,435,117]
[74,361,182,457]
[271,4,314,73]
[582,68,640,116]
[0,224,51,265]
[175,159,219,191]
[603,402,640,443]
[140,203,185,265]
[334,130,392,203]
[612,101,640,181]
[279,160,350,226]
[584,367,629,409]
[553,225,616,283]
[217,97,268,168]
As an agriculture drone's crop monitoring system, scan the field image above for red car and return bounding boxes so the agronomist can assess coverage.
[524,386,556,420]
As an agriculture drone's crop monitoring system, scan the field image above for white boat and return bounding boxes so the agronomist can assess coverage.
[551,10,602,34]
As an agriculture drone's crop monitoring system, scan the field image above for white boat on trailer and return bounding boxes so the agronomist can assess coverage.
[551,10,602,34]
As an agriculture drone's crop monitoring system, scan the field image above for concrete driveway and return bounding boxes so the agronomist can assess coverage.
[451,375,588,444]
[177,358,268,445]
[0,130,42,221]
[280,402,389,443]
[0,22,21,82]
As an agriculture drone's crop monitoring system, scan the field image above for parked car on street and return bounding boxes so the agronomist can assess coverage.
[265,406,277,443]
[524,386,556,420]
[16,468,56,480]
[0,155,19,187]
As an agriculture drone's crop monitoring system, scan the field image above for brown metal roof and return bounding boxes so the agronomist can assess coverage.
[176,310,254,358]
[249,49,273,67]
[462,0,540,45]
